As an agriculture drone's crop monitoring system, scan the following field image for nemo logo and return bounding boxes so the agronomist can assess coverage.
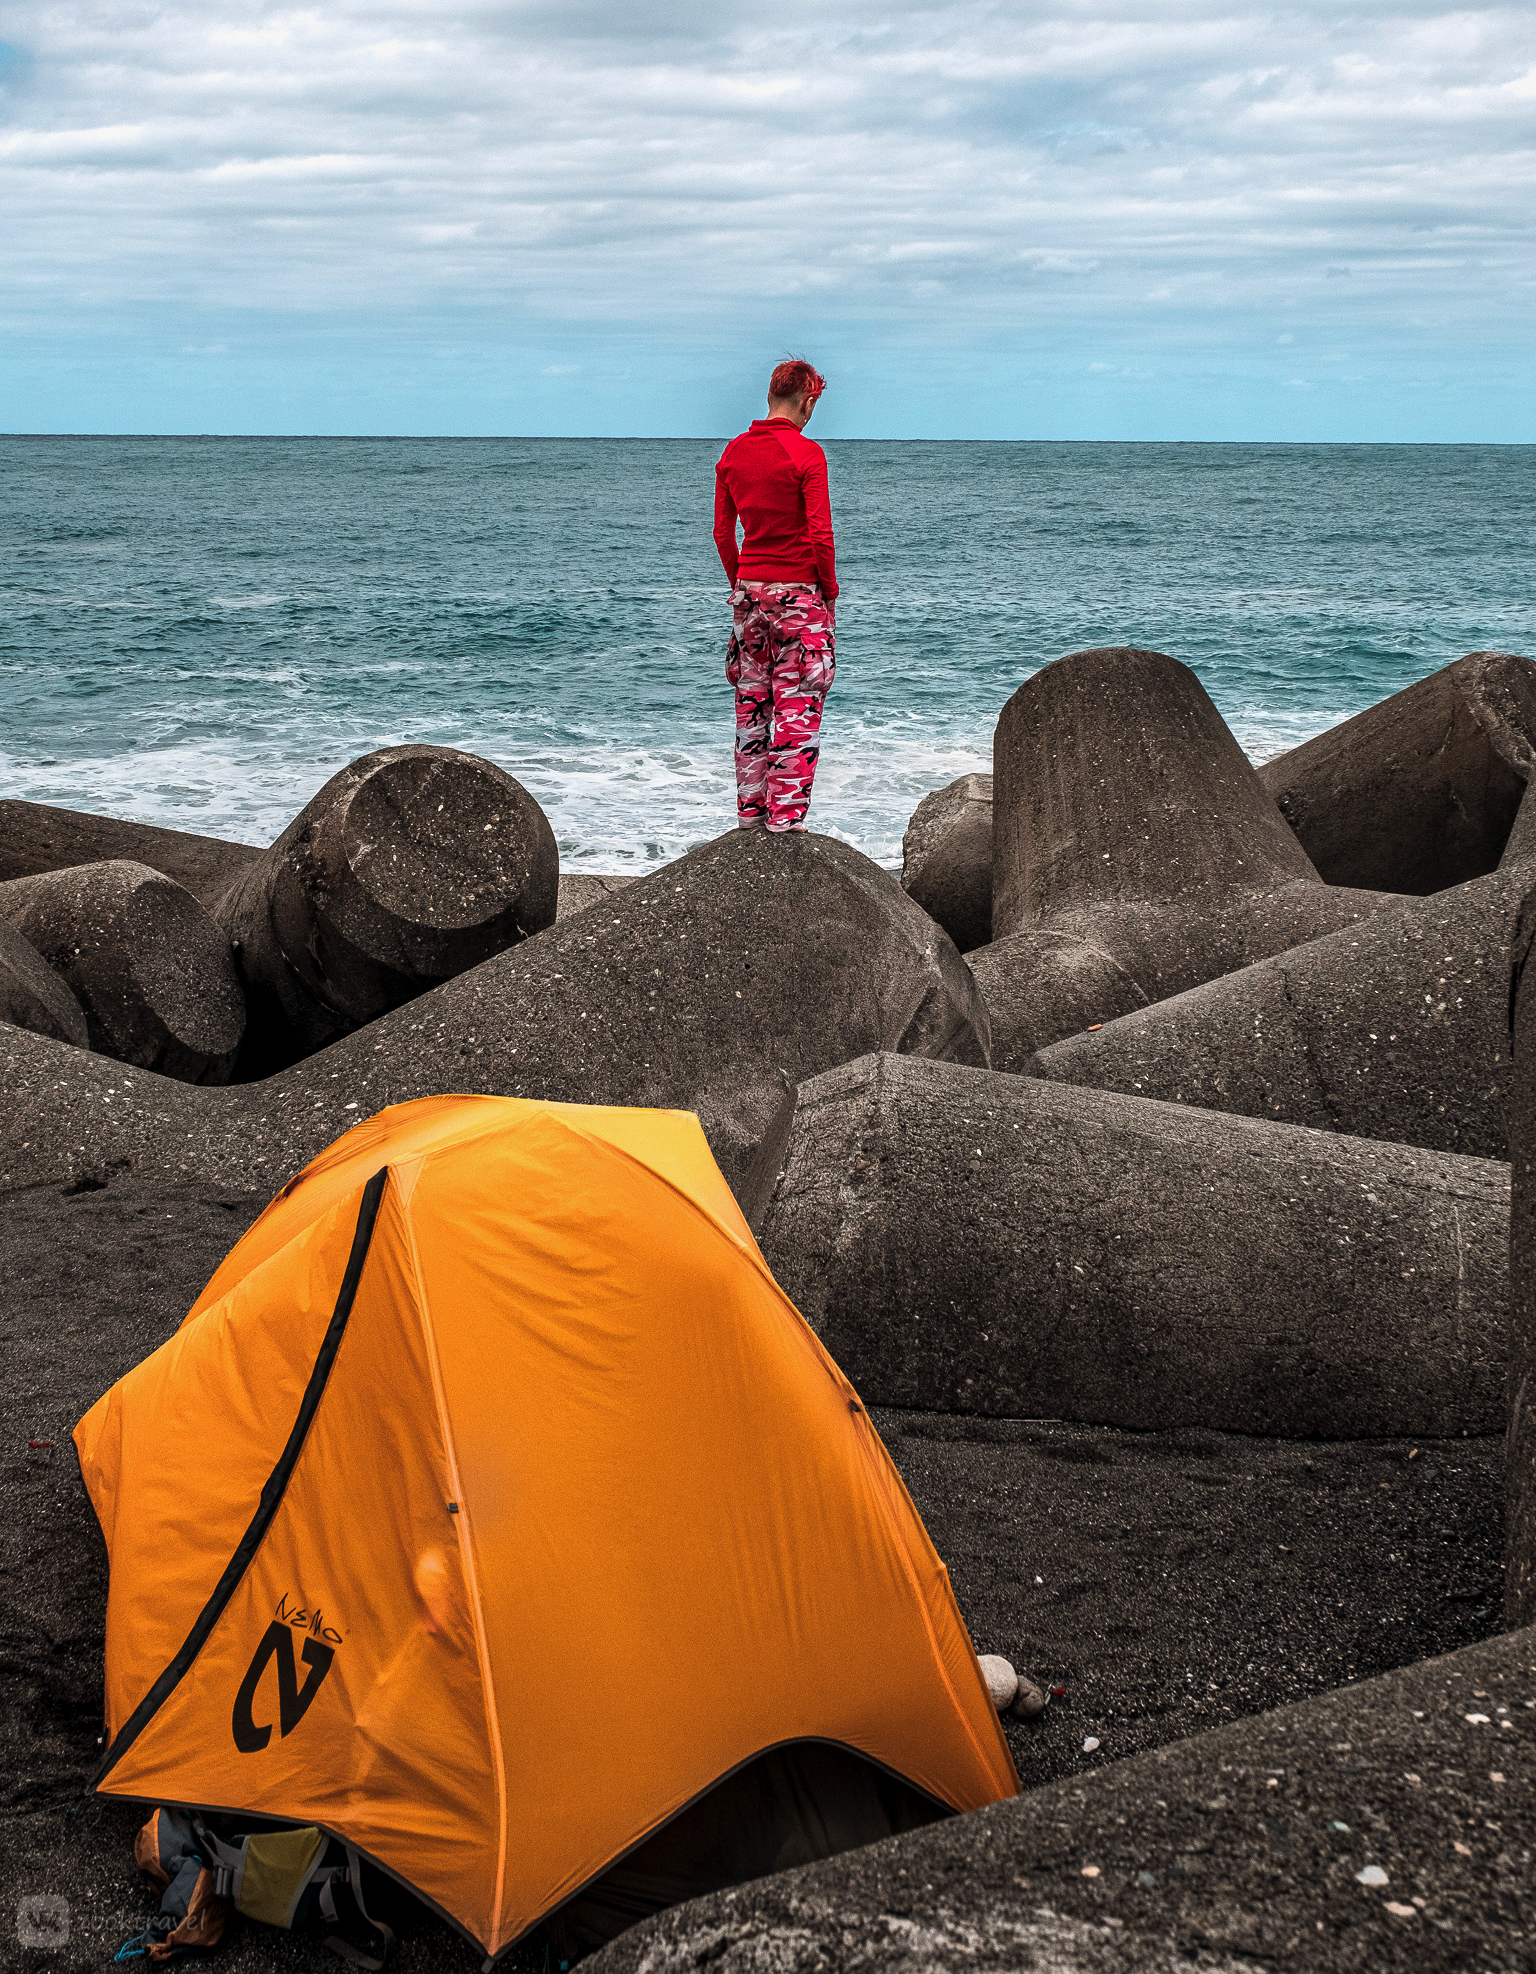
[231,1593,342,1754]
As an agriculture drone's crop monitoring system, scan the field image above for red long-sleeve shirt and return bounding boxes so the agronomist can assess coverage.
[713,419,839,600]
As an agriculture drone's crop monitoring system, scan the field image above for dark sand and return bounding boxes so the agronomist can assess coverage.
[0,1177,1507,1970]
[596,1626,1535,1974]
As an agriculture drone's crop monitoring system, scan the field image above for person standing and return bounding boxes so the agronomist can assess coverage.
[713,359,838,834]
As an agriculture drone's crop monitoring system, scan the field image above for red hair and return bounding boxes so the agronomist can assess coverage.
[768,358,826,409]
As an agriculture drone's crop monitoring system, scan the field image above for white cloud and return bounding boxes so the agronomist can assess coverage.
[0,0,1530,347]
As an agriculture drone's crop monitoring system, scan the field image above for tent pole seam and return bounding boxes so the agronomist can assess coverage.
[398,1175,512,1951]
[549,1112,1015,1799]
[89,1167,390,1791]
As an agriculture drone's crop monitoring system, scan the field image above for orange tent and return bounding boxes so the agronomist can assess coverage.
[76,1095,1018,1959]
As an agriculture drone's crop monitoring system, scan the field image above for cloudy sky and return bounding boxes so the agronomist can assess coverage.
[1,0,1532,437]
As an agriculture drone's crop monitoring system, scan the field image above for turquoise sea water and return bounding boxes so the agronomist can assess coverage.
[2,437,1532,871]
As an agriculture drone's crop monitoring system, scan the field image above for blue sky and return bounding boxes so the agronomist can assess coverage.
[1,0,1532,440]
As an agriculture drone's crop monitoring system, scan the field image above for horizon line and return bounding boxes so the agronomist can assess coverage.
[3,432,1532,447]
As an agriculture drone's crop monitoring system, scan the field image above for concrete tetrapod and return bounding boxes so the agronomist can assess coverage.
[0,916,89,1049]
[1030,867,1522,1161]
[0,831,989,1201]
[211,744,559,1076]
[4,1172,1505,1972]
[749,1053,1506,1438]
[0,861,244,1083]
[591,1628,1536,1974]
[975,646,1398,1066]
[900,773,993,953]
[1508,884,1536,1626]
[1258,650,1536,895]
[0,798,259,903]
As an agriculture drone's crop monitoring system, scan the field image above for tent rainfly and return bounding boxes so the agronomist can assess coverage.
[77,1095,1019,1960]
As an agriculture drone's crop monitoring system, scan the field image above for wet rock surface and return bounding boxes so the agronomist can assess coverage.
[0,860,245,1084]
[755,1053,1507,1437]
[1031,869,1520,1160]
[0,830,989,1201]
[212,745,560,1076]
[1259,651,1536,895]
[0,915,89,1048]
[975,648,1399,1065]
[0,798,260,904]
[901,773,993,954]
[0,1168,1507,1974]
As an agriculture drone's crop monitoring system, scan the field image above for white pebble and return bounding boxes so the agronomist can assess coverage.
[977,1655,1019,1712]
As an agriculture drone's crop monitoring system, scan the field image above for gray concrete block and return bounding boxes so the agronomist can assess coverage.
[0,861,243,1084]
[754,1052,1506,1438]
[1259,650,1536,895]
[972,881,1396,1072]
[977,648,1400,1062]
[0,916,88,1049]
[1507,886,1536,1627]
[1031,868,1521,1160]
[901,773,993,953]
[211,744,559,1075]
[992,645,1319,939]
[590,1626,1536,1974]
[556,872,639,920]
[0,798,260,904]
[0,831,989,1202]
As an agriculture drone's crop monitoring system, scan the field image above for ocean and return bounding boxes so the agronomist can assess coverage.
[2,437,1532,873]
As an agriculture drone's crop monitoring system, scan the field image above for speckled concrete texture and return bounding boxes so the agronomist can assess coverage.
[1507,884,1536,1627]
[754,1053,1507,1437]
[991,647,1319,940]
[0,860,245,1084]
[557,873,639,920]
[1030,868,1520,1160]
[901,774,993,954]
[591,1627,1534,1974]
[0,830,989,1201]
[0,914,88,1048]
[211,745,559,1076]
[973,648,1401,1066]
[0,798,260,904]
[1259,651,1536,896]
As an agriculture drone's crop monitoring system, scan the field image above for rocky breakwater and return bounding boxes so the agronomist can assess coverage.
[900,772,993,953]
[1030,864,1523,1160]
[1507,876,1536,1628]
[0,860,245,1083]
[0,797,259,902]
[0,830,989,1204]
[747,1051,1506,1438]
[969,646,1400,1070]
[211,744,559,1076]
[1259,650,1536,895]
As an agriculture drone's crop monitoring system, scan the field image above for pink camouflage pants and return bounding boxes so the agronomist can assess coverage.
[726,581,836,832]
